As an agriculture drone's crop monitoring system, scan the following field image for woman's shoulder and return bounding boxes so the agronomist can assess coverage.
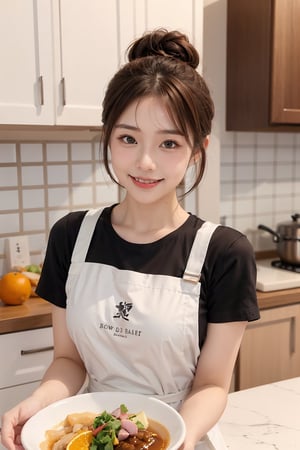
[51,210,88,233]
[210,224,254,258]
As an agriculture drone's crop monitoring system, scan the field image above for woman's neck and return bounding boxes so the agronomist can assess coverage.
[111,197,189,243]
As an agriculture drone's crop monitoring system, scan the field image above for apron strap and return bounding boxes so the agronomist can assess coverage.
[183,221,220,283]
[71,208,103,262]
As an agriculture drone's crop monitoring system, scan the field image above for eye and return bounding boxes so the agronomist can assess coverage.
[119,135,137,145]
[161,140,178,149]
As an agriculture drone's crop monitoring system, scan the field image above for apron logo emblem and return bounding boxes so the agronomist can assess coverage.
[113,301,133,321]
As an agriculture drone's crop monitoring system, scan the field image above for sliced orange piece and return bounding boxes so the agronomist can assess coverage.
[66,430,93,450]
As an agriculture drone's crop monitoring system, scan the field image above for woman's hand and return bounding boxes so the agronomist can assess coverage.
[1,396,43,450]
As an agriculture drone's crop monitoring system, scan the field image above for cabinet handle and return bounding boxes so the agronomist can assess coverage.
[290,317,296,354]
[61,77,66,106]
[21,346,54,356]
[38,75,44,106]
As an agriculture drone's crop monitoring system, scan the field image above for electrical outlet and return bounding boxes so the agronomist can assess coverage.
[5,236,31,270]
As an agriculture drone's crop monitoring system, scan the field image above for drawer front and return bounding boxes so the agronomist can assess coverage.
[0,380,40,418]
[0,327,53,388]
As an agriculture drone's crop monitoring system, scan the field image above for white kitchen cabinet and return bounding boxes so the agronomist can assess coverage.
[0,1,54,125]
[52,0,118,126]
[0,327,53,417]
[118,0,203,68]
[0,0,118,126]
[0,0,203,128]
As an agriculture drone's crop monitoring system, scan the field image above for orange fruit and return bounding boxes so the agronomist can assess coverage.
[66,430,93,450]
[0,272,32,305]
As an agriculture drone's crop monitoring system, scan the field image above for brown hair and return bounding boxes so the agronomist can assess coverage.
[101,29,214,194]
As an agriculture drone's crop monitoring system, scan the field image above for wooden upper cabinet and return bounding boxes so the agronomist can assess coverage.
[226,0,300,131]
[271,0,300,124]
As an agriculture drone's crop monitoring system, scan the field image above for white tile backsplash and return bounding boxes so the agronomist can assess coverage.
[236,164,255,181]
[72,185,94,206]
[48,209,71,229]
[0,190,19,210]
[274,196,293,211]
[23,211,45,231]
[0,131,299,273]
[48,187,70,207]
[47,165,69,184]
[0,142,119,274]
[0,167,18,187]
[20,143,43,162]
[0,143,16,162]
[71,142,93,160]
[274,180,293,196]
[96,184,119,204]
[256,133,275,146]
[221,131,300,250]
[276,133,295,146]
[256,147,275,162]
[95,166,114,183]
[21,166,44,185]
[256,197,274,215]
[276,147,294,161]
[254,181,273,197]
[0,213,20,234]
[46,143,68,161]
[72,163,94,184]
[275,163,293,180]
[256,164,275,180]
[235,147,256,164]
[22,189,45,209]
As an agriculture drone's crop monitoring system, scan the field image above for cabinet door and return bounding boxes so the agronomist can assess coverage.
[0,0,54,125]
[52,0,119,126]
[271,0,300,124]
[118,0,203,67]
[237,304,300,390]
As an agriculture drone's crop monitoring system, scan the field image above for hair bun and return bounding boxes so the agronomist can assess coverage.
[127,28,199,69]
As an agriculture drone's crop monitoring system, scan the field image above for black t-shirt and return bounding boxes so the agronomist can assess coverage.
[37,205,260,347]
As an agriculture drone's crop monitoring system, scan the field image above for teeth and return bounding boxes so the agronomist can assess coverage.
[134,177,157,184]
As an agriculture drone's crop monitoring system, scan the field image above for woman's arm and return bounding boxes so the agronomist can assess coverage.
[1,305,86,450]
[179,321,247,449]
[31,304,87,407]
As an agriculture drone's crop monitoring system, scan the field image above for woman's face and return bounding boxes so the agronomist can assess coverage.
[109,96,194,205]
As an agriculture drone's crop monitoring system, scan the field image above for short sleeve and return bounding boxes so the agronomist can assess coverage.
[201,226,260,323]
[36,211,86,307]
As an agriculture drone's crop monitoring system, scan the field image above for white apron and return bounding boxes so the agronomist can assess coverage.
[66,208,227,449]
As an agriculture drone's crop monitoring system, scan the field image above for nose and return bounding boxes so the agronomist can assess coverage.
[136,148,156,171]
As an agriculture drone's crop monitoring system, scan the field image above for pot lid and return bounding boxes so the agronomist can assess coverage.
[278,213,300,227]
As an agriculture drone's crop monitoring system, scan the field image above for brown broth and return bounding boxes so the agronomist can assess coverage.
[40,415,170,450]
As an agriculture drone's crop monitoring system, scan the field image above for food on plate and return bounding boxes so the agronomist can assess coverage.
[40,404,169,450]
[0,271,32,305]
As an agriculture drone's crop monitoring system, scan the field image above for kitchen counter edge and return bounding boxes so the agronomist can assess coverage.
[1,287,300,334]
[0,297,52,334]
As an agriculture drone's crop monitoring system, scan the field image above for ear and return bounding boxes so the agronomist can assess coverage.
[203,135,210,149]
[188,136,210,166]
[189,150,200,167]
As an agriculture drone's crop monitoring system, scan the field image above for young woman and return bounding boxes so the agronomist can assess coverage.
[1,29,259,450]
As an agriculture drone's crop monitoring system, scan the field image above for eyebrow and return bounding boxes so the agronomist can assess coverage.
[114,123,184,136]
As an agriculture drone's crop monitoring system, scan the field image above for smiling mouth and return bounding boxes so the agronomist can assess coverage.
[129,175,163,187]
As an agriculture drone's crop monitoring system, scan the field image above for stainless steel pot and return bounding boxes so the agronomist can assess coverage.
[258,213,300,266]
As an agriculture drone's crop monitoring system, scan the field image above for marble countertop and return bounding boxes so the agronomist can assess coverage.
[219,377,300,449]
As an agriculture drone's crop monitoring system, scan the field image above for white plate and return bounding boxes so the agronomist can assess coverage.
[21,391,186,450]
